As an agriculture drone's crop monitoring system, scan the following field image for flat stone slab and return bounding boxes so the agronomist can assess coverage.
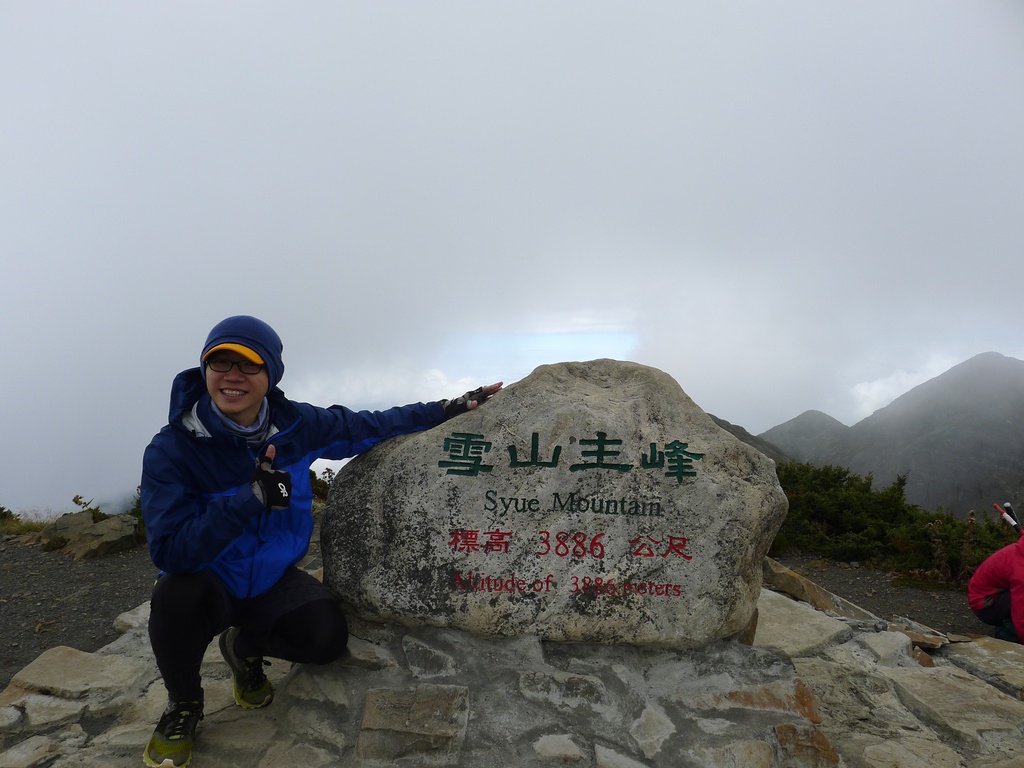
[943,635,1024,700]
[857,631,914,666]
[763,558,882,623]
[879,665,1024,751]
[753,589,852,657]
[846,733,966,768]
[356,684,469,763]
[8,646,153,700]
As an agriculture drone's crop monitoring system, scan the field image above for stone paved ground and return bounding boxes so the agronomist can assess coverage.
[0,536,993,694]
[4,572,1024,768]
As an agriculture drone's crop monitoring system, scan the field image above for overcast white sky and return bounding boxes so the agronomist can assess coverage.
[3,2,1023,515]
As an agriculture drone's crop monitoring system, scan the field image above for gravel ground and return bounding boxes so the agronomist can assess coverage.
[0,536,156,691]
[0,537,996,693]
[774,554,992,637]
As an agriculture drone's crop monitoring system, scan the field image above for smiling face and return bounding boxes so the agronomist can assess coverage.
[204,350,270,427]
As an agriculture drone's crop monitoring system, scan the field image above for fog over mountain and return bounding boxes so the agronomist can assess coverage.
[757,352,1024,517]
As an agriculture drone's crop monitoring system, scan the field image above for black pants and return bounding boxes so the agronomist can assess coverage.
[148,567,348,703]
[973,589,1012,626]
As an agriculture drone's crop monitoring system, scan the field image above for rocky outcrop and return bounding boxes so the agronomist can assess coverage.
[31,510,141,560]
[322,359,788,648]
[2,558,1024,767]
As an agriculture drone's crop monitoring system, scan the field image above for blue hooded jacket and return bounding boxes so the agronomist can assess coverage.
[141,367,447,599]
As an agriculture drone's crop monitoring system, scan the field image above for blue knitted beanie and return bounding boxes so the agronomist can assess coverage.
[201,315,285,388]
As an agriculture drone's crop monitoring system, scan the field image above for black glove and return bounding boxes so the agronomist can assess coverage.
[251,450,292,512]
[442,386,491,419]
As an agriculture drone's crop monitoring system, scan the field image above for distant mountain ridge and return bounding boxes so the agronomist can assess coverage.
[755,352,1024,517]
[709,415,791,466]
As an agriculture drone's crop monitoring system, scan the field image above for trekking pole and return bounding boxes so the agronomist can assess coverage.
[993,502,1023,536]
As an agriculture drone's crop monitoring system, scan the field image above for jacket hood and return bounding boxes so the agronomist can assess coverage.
[168,368,207,425]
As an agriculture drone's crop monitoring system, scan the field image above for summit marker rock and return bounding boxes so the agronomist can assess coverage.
[321,359,788,648]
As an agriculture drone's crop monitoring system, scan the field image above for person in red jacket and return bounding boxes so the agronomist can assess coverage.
[968,535,1024,643]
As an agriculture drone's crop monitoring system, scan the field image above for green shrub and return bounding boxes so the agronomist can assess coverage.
[72,494,110,523]
[310,470,330,503]
[127,489,146,541]
[769,461,1017,584]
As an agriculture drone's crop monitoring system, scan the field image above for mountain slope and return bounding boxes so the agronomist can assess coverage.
[759,410,848,465]
[710,415,792,465]
[758,352,1024,516]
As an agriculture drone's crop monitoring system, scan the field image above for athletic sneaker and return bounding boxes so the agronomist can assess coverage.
[143,700,203,768]
[218,627,274,708]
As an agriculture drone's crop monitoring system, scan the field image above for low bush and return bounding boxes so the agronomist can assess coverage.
[770,461,1018,585]
[0,504,47,536]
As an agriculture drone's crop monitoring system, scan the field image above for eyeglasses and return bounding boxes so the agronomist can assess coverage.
[205,358,265,375]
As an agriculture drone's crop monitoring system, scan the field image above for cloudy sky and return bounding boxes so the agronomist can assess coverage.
[3,2,1023,515]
